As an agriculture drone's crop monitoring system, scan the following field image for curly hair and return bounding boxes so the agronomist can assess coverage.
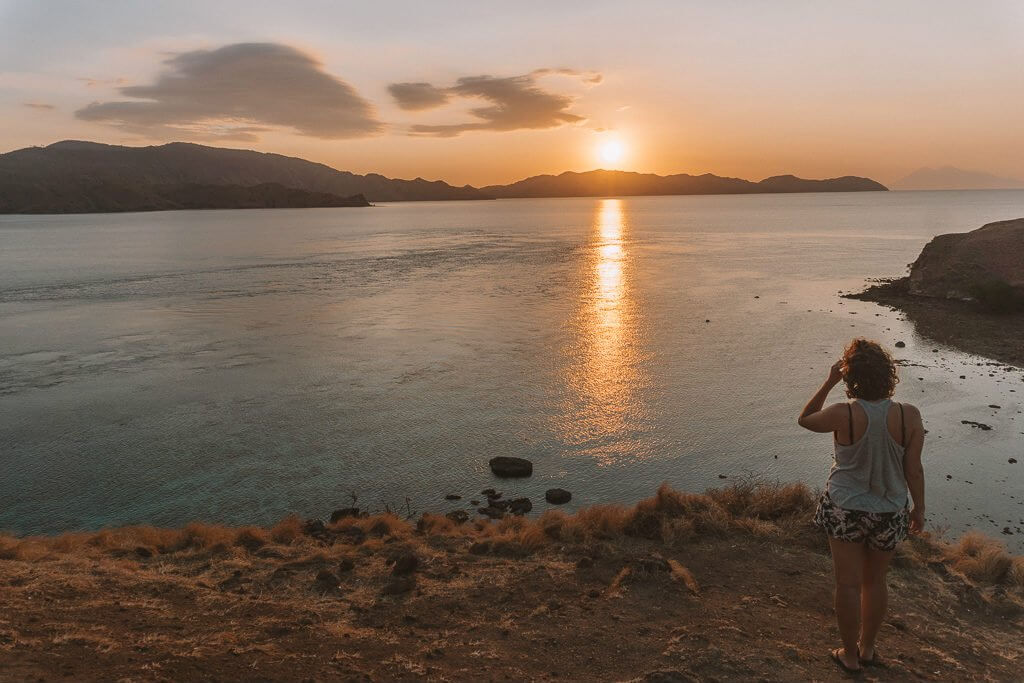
[841,338,899,400]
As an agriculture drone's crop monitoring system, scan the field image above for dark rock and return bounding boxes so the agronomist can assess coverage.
[445,510,469,524]
[470,499,480,506]
[486,491,503,500]
[444,494,461,501]
[960,375,967,379]
[381,576,416,595]
[338,558,355,573]
[545,488,572,504]
[961,420,993,431]
[390,554,419,576]
[1009,458,1018,464]
[481,488,497,496]
[488,456,533,478]
[907,218,1024,301]
[134,546,154,559]
[508,498,533,515]
[313,570,340,592]
[989,404,1001,409]
[895,341,906,348]
[329,507,360,523]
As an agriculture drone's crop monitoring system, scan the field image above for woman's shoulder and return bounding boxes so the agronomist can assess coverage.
[896,401,922,421]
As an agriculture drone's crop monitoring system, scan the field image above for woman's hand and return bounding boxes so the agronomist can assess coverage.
[909,507,925,534]
[827,360,844,386]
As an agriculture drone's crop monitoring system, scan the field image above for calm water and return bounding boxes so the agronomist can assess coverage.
[2,191,1023,549]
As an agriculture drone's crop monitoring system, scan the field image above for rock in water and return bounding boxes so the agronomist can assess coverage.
[488,456,533,478]
[508,498,532,515]
[895,341,906,348]
[545,488,572,504]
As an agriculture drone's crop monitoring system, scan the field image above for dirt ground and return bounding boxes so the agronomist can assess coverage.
[1,483,1021,682]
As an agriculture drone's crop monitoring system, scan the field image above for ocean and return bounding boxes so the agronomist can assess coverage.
[2,190,1023,549]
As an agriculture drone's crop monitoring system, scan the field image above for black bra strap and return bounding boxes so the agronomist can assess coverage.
[899,402,906,447]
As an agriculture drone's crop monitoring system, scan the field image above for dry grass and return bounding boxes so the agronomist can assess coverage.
[0,482,1019,595]
[946,532,1015,586]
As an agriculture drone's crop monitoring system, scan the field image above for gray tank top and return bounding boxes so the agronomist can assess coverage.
[826,398,909,513]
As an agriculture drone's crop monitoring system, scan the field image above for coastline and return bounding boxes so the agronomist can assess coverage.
[846,278,1024,368]
[1,482,1020,681]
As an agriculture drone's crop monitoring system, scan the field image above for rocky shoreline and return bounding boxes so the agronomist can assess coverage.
[846,277,1024,367]
[1,481,1021,681]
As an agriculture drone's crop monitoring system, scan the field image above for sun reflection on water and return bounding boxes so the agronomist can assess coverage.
[562,198,648,462]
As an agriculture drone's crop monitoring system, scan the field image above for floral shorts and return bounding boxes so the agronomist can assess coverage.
[813,492,909,551]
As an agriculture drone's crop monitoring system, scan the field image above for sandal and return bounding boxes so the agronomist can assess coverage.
[831,648,863,674]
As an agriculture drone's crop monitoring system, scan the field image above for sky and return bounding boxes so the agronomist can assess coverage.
[2,0,1023,187]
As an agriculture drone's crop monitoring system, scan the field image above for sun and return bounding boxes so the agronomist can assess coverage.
[599,139,625,165]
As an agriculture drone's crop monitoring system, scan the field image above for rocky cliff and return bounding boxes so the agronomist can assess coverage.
[908,218,1024,301]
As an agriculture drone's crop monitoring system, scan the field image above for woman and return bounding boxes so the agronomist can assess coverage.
[798,338,926,673]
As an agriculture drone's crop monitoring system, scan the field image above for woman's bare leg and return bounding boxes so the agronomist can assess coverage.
[828,538,864,669]
[859,546,894,660]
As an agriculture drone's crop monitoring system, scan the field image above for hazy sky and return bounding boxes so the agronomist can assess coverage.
[2,0,1023,186]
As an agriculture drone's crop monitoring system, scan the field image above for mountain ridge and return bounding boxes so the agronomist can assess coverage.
[1,140,887,214]
[482,168,887,198]
[894,166,1024,191]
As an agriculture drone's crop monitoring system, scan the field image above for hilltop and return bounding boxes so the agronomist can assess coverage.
[0,482,1020,681]
[0,140,487,213]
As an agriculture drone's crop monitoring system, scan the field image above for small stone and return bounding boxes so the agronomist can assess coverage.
[469,499,480,506]
[508,497,533,515]
[718,474,727,479]
[545,488,572,504]
[1009,458,1018,464]
[989,404,1001,409]
[481,488,496,496]
[895,341,906,348]
[444,494,461,500]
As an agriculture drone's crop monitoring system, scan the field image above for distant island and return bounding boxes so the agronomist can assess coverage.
[482,169,887,198]
[894,166,1024,191]
[1,140,887,215]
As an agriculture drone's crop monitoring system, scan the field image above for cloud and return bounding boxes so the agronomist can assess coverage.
[390,70,599,137]
[23,102,55,110]
[388,82,450,111]
[75,43,382,141]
